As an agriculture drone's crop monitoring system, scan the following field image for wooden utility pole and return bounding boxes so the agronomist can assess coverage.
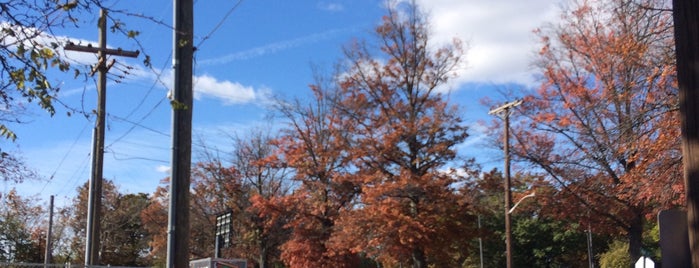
[489,99,522,268]
[43,195,54,267]
[673,1,699,267]
[64,9,138,266]
[167,0,193,267]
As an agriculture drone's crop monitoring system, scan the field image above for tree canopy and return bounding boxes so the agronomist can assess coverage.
[495,0,678,262]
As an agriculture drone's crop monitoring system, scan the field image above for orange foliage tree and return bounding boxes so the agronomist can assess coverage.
[142,128,290,268]
[502,0,679,262]
[140,181,169,265]
[325,2,475,267]
[273,82,361,268]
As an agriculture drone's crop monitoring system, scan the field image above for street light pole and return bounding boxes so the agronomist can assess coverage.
[489,99,522,268]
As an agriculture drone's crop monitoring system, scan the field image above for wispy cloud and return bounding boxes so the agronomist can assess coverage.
[317,2,345,12]
[198,27,355,66]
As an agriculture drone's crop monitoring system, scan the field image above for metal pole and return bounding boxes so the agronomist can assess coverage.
[215,235,221,258]
[478,215,484,268]
[587,222,594,268]
[44,195,54,267]
[167,0,193,266]
[85,9,108,265]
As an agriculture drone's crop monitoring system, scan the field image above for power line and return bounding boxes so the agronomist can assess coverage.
[36,120,91,195]
[196,0,244,49]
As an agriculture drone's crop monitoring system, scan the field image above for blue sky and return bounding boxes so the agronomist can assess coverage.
[4,0,561,205]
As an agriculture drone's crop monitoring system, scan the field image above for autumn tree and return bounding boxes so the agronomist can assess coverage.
[0,189,44,262]
[140,180,169,266]
[69,179,153,266]
[191,128,291,268]
[101,193,151,266]
[143,127,291,267]
[326,2,475,267]
[231,128,291,268]
[503,0,678,262]
[273,78,362,267]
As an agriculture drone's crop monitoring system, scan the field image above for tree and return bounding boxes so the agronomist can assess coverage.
[599,240,632,268]
[100,193,151,266]
[504,0,678,262]
[69,179,153,266]
[0,0,152,139]
[0,0,75,139]
[143,128,291,267]
[0,148,39,183]
[0,0,152,183]
[191,128,291,268]
[230,128,291,268]
[462,169,597,267]
[140,180,169,266]
[274,79,362,268]
[328,2,474,267]
[0,189,44,262]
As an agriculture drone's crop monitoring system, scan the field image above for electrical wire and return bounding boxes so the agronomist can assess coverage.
[36,120,92,195]
[196,0,244,49]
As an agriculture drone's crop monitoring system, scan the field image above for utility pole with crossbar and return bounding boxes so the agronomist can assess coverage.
[489,99,523,268]
[64,9,139,266]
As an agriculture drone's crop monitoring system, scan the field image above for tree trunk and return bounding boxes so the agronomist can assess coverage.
[258,229,267,268]
[673,1,699,267]
[411,247,426,268]
[259,247,267,268]
[627,214,643,266]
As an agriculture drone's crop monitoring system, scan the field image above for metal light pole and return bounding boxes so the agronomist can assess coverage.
[489,99,522,268]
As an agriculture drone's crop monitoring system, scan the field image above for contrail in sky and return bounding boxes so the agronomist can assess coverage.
[198,27,358,66]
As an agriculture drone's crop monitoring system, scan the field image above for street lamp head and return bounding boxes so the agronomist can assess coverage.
[507,191,536,215]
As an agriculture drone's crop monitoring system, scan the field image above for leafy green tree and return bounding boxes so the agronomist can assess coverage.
[599,241,632,268]
[463,169,597,267]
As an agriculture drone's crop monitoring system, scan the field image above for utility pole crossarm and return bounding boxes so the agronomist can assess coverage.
[64,42,140,58]
[489,99,523,115]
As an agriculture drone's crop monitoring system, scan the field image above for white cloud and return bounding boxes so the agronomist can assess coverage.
[413,0,560,87]
[155,165,171,173]
[193,74,260,105]
[160,71,267,105]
